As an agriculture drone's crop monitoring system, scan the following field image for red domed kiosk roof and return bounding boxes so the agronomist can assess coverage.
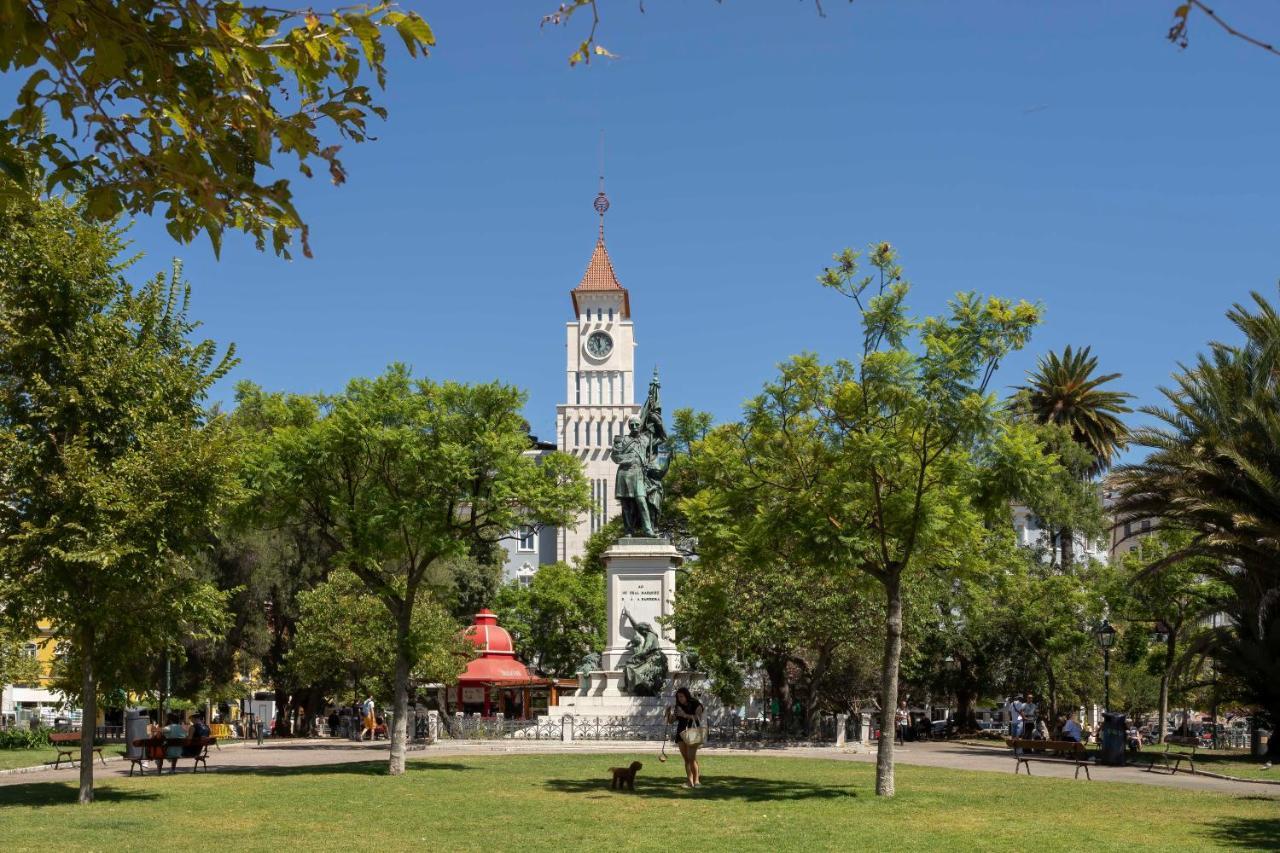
[459,609,530,682]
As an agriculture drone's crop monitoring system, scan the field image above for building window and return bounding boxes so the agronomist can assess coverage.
[574,422,580,446]
[608,307,614,321]
[21,642,37,659]
[597,421,602,445]
[1140,519,1152,533]
[517,527,537,552]
[1123,521,1132,537]
[518,563,535,588]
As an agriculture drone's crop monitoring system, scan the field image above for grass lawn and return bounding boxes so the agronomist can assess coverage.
[0,746,127,772]
[1150,744,1276,781]
[0,754,1276,851]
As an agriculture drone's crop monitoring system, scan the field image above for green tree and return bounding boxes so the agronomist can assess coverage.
[249,366,589,774]
[1110,528,1225,743]
[0,0,435,257]
[1014,346,1131,566]
[1116,290,1280,763]
[287,569,472,706]
[492,562,604,677]
[684,243,1040,796]
[0,197,239,803]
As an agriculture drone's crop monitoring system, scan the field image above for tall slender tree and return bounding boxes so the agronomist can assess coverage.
[0,197,239,803]
[684,243,1040,796]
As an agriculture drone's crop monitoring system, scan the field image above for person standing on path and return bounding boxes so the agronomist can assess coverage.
[895,699,911,745]
[667,687,705,788]
[1022,692,1038,739]
[360,696,376,741]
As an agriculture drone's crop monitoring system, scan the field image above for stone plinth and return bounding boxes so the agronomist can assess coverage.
[554,537,684,712]
[600,537,683,673]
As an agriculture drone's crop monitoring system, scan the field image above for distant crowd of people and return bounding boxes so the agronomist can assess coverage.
[1004,692,1085,743]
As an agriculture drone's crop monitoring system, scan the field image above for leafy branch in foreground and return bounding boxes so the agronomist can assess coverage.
[0,0,435,258]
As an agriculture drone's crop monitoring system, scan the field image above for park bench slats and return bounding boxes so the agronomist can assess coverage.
[1147,735,1198,775]
[1005,737,1091,780]
[48,731,106,770]
[127,736,216,775]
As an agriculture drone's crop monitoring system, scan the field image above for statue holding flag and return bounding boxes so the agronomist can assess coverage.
[610,368,671,538]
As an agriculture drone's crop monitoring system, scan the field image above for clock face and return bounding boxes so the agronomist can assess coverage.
[586,330,613,359]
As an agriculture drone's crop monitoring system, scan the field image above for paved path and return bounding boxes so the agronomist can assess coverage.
[0,738,1273,798]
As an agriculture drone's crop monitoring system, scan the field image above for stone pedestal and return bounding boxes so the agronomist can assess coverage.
[554,537,684,714]
[600,537,683,673]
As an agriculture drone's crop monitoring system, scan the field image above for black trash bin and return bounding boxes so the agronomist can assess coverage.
[1100,712,1127,766]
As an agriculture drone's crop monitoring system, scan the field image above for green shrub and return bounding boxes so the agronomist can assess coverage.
[0,726,52,749]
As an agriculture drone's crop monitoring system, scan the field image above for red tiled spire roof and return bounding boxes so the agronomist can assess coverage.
[571,237,630,317]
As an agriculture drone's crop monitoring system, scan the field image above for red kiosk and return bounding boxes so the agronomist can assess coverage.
[454,609,534,718]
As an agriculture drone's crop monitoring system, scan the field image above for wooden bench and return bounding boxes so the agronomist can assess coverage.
[128,736,217,775]
[185,736,215,772]
[1147,735,1199,774]
[49,732,106,770]
[1006,738,1091,779]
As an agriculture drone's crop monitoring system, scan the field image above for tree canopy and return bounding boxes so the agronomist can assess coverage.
[248,366,589,774]
[0,0,434,257]
[0,196,239,802]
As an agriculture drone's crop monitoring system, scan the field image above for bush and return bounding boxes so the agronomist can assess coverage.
[0,726,52,749]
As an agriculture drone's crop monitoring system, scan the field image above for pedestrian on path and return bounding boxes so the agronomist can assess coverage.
[895,699,910,745]
[360,696,376,741]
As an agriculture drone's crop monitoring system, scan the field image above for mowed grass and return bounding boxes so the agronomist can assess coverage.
[1153,744,1277,781]
[0,753,1276,852]
[0,746,126,772]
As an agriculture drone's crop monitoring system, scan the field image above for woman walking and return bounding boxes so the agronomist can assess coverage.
[667,687,705,788]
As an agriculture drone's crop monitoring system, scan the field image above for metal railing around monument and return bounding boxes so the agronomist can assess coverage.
[436,712,862,745]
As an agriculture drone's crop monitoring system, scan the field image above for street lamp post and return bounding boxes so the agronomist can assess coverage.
[1095,620,1117,715]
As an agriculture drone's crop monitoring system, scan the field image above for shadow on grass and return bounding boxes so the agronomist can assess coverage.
[1204,816,1280,851]
[0,782,159,808]
[208,760,471,779]
[544,774,857,802]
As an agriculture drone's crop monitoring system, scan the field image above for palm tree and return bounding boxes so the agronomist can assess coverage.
[1017,345,1133,475]
[1015,345,1132,564]
[1115,290,1280,766]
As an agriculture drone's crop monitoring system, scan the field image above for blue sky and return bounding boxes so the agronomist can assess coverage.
[15,2,1280,447]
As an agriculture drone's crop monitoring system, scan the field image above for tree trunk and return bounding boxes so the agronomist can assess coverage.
[953,686,977,732]
[876,571,903,797]
[1060,526,1075,567]
[764,657,793,735]
[78,639,96,805]
[388,608,412,776]
[1046,667,1058,725]
[1157,632,1175,745]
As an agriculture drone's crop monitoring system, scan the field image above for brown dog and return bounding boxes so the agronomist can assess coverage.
[609,760,643,791]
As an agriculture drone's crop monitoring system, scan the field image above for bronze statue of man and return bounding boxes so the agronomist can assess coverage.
[611,369,669,538]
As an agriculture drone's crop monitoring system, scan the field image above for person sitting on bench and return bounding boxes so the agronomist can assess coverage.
[1061,711,1083,743]
[162,712,188,772]
[184,713,210,757]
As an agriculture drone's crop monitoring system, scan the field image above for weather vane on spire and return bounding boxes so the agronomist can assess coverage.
[594,130,609,239]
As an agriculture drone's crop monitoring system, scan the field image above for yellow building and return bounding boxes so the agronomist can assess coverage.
[2,621,73,726]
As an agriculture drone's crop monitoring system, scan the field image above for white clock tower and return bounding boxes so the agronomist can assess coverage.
[556,190,639,563]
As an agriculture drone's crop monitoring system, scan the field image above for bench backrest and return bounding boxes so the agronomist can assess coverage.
[49,732,81,744]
